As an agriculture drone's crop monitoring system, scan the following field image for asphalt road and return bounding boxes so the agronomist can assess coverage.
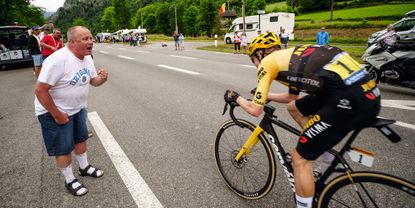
[0,41,414,208]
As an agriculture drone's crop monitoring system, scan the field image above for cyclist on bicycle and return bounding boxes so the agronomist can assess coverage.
[224,32,381,208]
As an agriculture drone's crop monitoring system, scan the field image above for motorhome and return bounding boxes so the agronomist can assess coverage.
[96,32,111,42]
[111,29,131,42]
[224,12,295,44]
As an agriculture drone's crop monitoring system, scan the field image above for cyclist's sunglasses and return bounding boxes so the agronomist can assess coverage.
[250,50,264,64]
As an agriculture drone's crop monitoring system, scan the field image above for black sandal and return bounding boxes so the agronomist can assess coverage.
[65,179,88,196]
[79,164,104,178]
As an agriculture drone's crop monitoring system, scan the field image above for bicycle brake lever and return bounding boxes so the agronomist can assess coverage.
[222,103,228,115]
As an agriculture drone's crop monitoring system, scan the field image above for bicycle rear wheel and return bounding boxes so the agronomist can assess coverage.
[317,171,415,208]
[214,119,276,200]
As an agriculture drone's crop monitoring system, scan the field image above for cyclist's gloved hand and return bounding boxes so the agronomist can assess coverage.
[250,87,257,95]
[224,90,240,103]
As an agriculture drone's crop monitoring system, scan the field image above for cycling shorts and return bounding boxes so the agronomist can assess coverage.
[294,83,381,160]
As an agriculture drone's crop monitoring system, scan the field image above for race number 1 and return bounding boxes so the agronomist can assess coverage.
[347,146,375,167]
[324,52,362,79]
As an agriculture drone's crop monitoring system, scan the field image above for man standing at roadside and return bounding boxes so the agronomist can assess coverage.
[40,28,63,60]
[34,26,108,196]
[316,27,329,46]
[28,25,43,77]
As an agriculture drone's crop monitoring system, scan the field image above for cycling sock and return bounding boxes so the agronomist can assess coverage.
[295,194,312,208]
[60,163,75,184]
[75,152,89,170]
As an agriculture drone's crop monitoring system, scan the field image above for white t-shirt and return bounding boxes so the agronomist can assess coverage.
[34,46,97,116]
[241,35,248,46]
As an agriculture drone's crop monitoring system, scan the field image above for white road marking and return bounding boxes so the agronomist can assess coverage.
[117,55,135,60]
[136,50,150,53]
[381,100,415,111]
[99,51,109,54]
[88,112,164,208]
[395,121,415,130]
[157,64,200,75]
[378,116,415,130]
[241,65,256,69]
[214,52,231,55]
[169,55,197,60]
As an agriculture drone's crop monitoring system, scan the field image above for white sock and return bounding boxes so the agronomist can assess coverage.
[76,152,89,170]
[296,194,313,208]
[60,163,75,184]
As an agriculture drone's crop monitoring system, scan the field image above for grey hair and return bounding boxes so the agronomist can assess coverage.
[67,26,89,41]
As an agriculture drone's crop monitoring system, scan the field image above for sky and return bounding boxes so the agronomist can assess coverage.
[31,0,66,12]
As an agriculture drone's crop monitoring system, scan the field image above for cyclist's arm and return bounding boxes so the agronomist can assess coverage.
[237,96,263,117]
[237,57,278,117]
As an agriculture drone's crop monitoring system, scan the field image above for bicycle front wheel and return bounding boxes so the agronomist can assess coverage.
[318,171,415,208]
[214,119,276,200]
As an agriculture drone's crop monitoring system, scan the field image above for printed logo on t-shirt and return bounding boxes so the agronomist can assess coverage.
[69,68,91,86]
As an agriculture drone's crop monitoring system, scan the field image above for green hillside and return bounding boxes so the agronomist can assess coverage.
[296,4,415,21]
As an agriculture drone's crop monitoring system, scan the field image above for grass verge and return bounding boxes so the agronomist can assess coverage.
[197,42,366,62]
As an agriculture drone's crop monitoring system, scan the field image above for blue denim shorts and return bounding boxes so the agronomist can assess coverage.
[38,109,89,156]
[32,54,43,67]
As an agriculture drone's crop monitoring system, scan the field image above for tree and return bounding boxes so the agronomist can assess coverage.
[112,0,131,29]
[155,2,171,35]
[144,14,157,33]
[101,6,117,32]
[72,18,88,27]
[183,5,199,36]
[298,0,331,12]
[196,0,218,37]
[0,0,45,26]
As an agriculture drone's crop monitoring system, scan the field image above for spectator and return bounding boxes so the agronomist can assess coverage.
[241,33,248,55]
[179,33,184,50]
[316,27,329,46]
[28,25,43,77]
[233,31,241,54]
[383,24,399,46]
[0,40,6,54]
[279,28,290,49]
[34,26,108,197]
[214,34,218,48]
[143,34,147,45]
[173,31,179,50]
[40,28,63,60]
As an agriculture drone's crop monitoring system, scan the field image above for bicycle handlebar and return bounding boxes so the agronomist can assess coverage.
[222,102,245,128]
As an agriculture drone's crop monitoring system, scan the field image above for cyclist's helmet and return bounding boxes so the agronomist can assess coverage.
[247,32,282,57]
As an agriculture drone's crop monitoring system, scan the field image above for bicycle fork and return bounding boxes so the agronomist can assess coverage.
[233,126,263,162]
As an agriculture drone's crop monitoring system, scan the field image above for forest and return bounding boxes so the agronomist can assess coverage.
[0,0,404,37]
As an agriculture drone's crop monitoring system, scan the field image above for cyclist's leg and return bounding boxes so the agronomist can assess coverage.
[287,94,326,128]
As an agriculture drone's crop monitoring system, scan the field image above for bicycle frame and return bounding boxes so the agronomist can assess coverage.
[231,103,366,195]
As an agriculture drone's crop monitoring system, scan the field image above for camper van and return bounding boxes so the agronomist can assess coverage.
[224,12,295,44]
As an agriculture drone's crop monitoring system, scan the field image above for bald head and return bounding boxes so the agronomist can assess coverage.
[67,26,90,42]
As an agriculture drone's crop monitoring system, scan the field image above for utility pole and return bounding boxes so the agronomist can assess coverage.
[175,0,178,33]
[242,0,246,33]
[141,13,143,28]
[330,0,334,21]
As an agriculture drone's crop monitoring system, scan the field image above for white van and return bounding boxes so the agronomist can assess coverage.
[224,12,295,44]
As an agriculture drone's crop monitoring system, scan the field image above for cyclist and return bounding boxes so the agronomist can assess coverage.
[224,32,381,208]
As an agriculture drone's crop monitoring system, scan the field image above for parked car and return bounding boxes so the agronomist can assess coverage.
[368,10,415,45]
[0,25,32,69]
